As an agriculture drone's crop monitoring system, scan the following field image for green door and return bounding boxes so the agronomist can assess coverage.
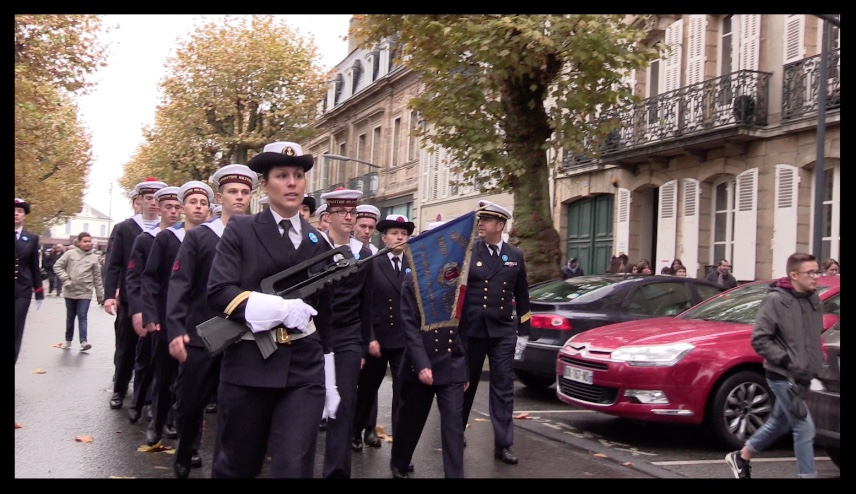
[566,195,613,275]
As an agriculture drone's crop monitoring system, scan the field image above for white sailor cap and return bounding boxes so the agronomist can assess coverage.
[477,200,512,221]
[212,204,223,216]
[355,204,380,222]
[316,203,328,216]
[377,214,415,235]
[153,186,181,203]
[320,188,363,208]
[179,181,214,203]
[212,164,258,190]
[134,178,167,197]
[247,141,314,174]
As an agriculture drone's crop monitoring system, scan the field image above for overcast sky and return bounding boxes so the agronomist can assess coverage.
[76,14,352,221]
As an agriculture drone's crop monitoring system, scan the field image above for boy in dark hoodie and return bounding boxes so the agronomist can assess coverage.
[725,252,824,479]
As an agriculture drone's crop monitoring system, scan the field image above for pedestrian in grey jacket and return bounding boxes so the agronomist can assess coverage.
[54,232,104,351]
[725,252,824,479]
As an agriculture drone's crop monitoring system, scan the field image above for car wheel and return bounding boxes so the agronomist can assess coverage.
[826,446,840,468]
[706,370,772,450]
[513,370,555,389]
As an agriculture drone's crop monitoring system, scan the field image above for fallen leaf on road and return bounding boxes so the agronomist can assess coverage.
[513,412,530,420]
[375,426,393,442]
[592,452,608,458]
[75,435,94,443]
[473,417,490,422]
[137,442,173,453]
[50,343,64,348]
[622,462,634,467]
[15,422,23,429]
[32,368,46,374]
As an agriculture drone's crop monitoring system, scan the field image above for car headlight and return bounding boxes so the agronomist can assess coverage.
[611,342,695,366]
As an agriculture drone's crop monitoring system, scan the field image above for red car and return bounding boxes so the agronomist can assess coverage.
[555,277,840,450]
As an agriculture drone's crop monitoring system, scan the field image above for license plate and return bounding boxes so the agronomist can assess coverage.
[563,365,593,385]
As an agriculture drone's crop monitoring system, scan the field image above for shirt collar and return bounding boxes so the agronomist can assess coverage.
[270,210,302,236]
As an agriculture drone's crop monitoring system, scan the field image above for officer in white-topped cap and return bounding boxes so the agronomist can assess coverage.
[206,143,339,478]
[104,178,167,411]
[460,199,530,466]
[166,165,256,477]
[15,197,44,364]
[353,213,413,463]
[317,187,374,478]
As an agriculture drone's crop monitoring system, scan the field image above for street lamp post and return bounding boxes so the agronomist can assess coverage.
[812,19,829,257]
[322,153,382,169]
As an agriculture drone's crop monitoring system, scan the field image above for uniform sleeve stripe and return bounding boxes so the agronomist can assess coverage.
[224,291,252,317]
[519,312,531,323]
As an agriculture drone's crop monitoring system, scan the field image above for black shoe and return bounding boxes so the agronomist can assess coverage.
[109,393,124,410]
[494,447,519,465]
[364,430,382,448]
[352,435,363,451]
[146,423,162,447]
[390,465,410,479]
[205,403,217,414]
[164,424,178,439]
[128,407,142,424]
[319,418,327,432]
[407,463,414,472]
[190,450,202,468]
[173,459,191,479]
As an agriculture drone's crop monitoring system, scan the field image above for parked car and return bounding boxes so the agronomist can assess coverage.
[555,276,840,450]
[806,320,840,468]
[514,274,725,389]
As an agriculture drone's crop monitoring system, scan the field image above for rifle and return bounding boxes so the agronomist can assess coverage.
[197,243,395,359]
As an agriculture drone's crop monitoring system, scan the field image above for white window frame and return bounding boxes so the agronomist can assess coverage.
[811,162,841,263]
[710,176,735,271]
[656,180,678,268]
[772,164,799,278]
[783,14,805,64]
[681,178,701,277]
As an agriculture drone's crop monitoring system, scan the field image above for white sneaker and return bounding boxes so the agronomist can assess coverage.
[61,341,71,350]
[80,341,92,351]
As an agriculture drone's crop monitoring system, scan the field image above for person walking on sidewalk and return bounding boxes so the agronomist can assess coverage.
[725,252,824,479]
[42,243,65,296]
[53,232,104,351]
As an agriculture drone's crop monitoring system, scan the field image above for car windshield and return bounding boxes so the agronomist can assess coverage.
[680,282,831,324]
[528,277,621,303]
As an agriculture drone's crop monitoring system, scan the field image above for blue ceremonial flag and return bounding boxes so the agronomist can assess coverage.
[405,212,478,331]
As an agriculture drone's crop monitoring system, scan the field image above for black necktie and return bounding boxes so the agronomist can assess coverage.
[489,244,498,257]
[15,231,18,241]
[280,220,296,255]
[393,256,401,274]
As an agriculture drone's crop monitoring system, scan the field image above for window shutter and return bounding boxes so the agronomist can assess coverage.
[783,15,805,64]
[772,165,799,278]
[681,178,701,278]
[656,180,678,267]
[615,188,631,256]
[732,168,758,281]
[430,151,439,200]
[439,148,450,198]
[687,15,707,85]
[664,20,684,92]
[738,14,760,71]
[420,147,431,202]
[621,69,637,97]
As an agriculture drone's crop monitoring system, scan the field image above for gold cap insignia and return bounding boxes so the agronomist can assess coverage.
[282,146,296,156]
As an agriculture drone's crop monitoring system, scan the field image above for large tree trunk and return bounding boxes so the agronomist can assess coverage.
[500,73,562,284]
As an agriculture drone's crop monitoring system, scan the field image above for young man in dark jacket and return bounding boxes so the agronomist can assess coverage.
[725,252,824,479]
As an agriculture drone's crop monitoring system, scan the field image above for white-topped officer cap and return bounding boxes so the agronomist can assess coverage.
[211,164,258,190]
[355,204,380,221]
[477,200,512,221]
[247,141,314,174]
[179,181,214,204]
[153,186,181,203]
[377,214,415,235]
[320,188,363,208]
[424,220,448,231]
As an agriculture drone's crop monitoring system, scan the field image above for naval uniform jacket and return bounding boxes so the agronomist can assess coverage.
[126,227,159,318]
[166,218,225,348]
[141,223,184,341]
[15,228,44,300]
[368,253,409,350]
[399,274,468,386]
[104,214,149,305]
[207,209,334,389]
[461,239,531,338]
[320,234,373,352]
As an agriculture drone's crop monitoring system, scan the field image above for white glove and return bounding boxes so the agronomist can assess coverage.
[244,292,318,334]
[322,352,341,420]
[35,299,43,311]
[514,335,529,361]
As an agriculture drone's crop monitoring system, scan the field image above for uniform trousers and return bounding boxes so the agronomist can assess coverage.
[212,380,325,478]
[173,346,219,465]
[112,302,137,398]
[150,334,178,433]
[322,341,363,478]
[462,335,516,449]
[391,380,465,478]
[130,334,153,412]
[354,348,405,438]
[14,297,32,364]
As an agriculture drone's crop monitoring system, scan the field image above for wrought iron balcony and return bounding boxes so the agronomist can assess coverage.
[782,48,841,122]
[563,69,772,168]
